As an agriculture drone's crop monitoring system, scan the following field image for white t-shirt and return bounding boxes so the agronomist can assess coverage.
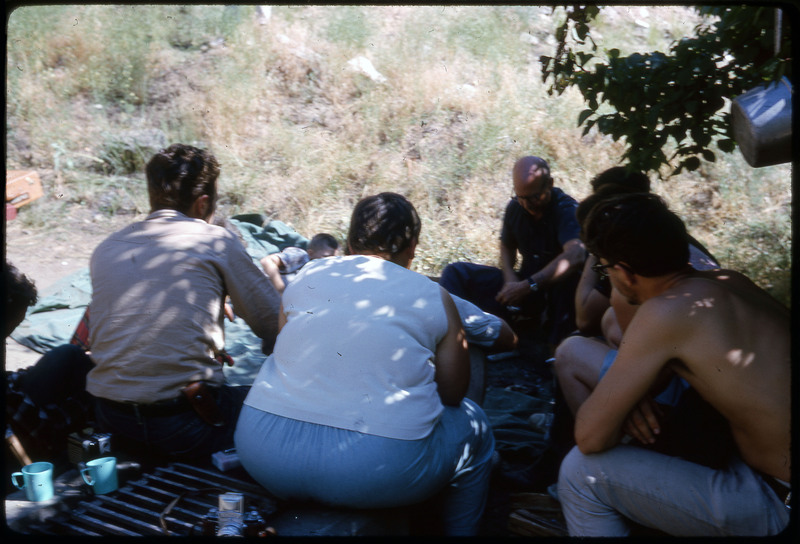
[245,255,449,440]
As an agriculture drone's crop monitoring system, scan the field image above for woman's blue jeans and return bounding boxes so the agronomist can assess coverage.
[235,398,495,536]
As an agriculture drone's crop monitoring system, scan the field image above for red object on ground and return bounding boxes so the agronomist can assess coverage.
[6,202,17,220]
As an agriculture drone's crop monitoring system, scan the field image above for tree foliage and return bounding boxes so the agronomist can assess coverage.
[541,5,793,176]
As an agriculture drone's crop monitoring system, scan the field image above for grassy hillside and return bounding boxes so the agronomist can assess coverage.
[6,5,791,306]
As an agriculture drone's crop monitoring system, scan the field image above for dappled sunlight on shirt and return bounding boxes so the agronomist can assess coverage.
[412,297,429,309]
[374,305,396,318]
[385,389,410,405]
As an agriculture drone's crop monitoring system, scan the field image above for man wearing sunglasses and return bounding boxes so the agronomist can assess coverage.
[557,192,790,536]
[439,155,585,348]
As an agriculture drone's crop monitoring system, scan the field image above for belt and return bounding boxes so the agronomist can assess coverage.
[100,395,193,418]
[760,472,792,509]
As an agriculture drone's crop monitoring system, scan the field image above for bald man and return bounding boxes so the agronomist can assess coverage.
[440,156,585,347]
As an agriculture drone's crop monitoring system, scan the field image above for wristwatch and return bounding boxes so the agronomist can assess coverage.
[528,278,539,292]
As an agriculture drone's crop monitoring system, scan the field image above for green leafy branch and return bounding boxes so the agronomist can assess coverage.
[541,6,792,176]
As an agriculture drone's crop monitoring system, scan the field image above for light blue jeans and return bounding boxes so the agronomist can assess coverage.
[234,398,495,536]
[558,444,790,536]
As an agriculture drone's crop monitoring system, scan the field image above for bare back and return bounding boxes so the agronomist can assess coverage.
[661,269,790,481]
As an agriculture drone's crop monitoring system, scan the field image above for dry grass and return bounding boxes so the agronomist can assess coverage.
[6,5,791,306]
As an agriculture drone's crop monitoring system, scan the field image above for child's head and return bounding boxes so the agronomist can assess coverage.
[307,233,339,260]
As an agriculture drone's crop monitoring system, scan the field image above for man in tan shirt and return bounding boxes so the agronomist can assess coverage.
[557,192,790,536]
[87,144,281,462]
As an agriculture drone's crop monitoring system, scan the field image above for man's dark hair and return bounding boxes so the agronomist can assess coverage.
[582,193,690,277]
[308,233,339,253]
[577,167,652,228]
[146,144,220,215]
[512,156,552,186]
[590,166,651,194]
[577,184,639,227]
[347,193,421,257]
[5,262,38,337]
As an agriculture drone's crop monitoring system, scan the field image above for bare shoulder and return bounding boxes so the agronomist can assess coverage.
[646,269,790,376]
[633,269,788,347]
[685,269,788,317]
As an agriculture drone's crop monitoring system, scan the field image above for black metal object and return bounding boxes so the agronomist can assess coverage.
[23,462,277,536]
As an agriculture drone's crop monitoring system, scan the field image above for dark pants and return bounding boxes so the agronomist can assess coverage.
[94,384,250,463]
[6,344,96,459]
[15,344,95,407]
[439,262,578,346]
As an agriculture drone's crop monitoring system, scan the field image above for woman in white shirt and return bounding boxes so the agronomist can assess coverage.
[235,192,495,536]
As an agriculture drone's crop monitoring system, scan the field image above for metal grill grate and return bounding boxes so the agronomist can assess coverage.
[31,462,277,536]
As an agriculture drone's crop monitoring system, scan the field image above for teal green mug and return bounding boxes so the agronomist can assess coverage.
[81,456,118,495]
[11,461,54,502]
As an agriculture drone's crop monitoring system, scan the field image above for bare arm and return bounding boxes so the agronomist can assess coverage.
[600,306,623,348]
[278,302,287,332]
[433,286,470,406]
[537,238,586,287]
[609,287,638,335]
[499,241,518,284]
[575,300,680,453]
[491,318,519,352]
[575,254,610,335]
[497,238,586,306]
[260,254,287,294]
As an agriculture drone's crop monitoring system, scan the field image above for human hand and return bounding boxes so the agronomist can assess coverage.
[622,397,663,445]
[495,280,528,306]
[215,351,235,367]
[224,301,235,321]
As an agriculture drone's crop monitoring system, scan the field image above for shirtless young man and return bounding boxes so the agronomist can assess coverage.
[557,192,790,536]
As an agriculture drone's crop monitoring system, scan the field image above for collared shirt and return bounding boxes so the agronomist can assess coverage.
[500,187,581,279]
[86,209,280,403]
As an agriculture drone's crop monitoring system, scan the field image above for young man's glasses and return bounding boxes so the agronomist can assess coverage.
[513,190,549,203]
[591,261,616,280]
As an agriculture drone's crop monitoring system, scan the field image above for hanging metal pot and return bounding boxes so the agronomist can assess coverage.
[731,77,792,168]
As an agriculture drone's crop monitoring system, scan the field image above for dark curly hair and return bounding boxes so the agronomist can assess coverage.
[146,144,220,216]
[5,261,38,337]
[577,167,652,227]
[582,192,689,277]
[308,233,339,253]
[346,193,421,258]
[589,166,651,194]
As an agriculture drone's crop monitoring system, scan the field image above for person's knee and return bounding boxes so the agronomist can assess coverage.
[439,262,465,290]
[461,398,490,428]
[553,336,581,377]
[460,398,494,451]
[558,445,587,493]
